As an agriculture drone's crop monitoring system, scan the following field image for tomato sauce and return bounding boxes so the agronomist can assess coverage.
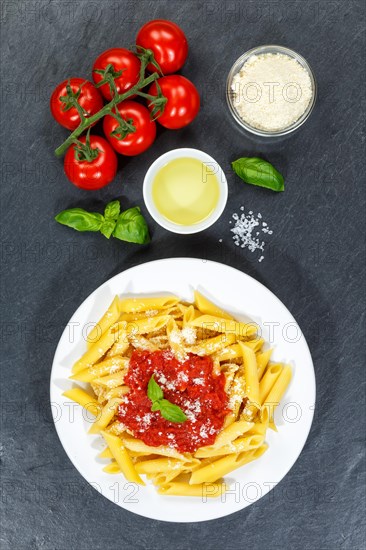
[118,350,229,453]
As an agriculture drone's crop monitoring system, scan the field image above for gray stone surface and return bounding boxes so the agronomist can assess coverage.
[1,0,365,548]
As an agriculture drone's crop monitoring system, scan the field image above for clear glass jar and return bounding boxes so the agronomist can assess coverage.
[226,45,317,139]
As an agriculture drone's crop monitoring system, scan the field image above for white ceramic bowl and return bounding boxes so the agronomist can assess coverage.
[143,148,228,234]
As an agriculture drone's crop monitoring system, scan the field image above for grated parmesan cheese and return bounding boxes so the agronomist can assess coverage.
[231,53,313,131]
[181,326,197,344]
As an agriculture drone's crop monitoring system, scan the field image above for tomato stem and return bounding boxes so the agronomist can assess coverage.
[54,53,162,158]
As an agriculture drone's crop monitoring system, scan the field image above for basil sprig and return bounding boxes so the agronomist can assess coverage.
[232,157,284,192]
[147,375,187,423]
[55,200,150,244]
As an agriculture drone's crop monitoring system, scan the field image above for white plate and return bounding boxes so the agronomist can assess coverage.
[50,258,316,522]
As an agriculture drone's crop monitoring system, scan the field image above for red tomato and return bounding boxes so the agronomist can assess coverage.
[64,135,117,190]
[148,75,200,129]
[50,78,104,131]
[92,48,141,101]
[103,101,156,156]
[136,19,188,74]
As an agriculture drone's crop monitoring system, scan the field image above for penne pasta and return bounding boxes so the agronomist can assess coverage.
[239,342,260,410]
[194,290,233,320]
[72,322,127,374]
[259,363,283,405]
[187,333,237,356]
[119,296,180,313]
[158,480,228,497]
[189,315,258,339]
[261,365,292,426]
[86,296,120,348]
[166,317,187,361]
[101,431,144,485]
[256,348,273,379]
[62,388,101,416]
[190,445,268,484]
[70,356,129,383]
[65,291,292,497]
[89,397,124,434]
[195,434,264,457]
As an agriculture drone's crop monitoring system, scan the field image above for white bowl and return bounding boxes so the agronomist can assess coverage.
[143,148,228,234]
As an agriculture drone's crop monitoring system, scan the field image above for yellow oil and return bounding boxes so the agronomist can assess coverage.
[152,157,220,226]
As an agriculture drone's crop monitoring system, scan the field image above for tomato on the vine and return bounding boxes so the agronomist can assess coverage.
[92,48,141,101]
[103,101,156,156]
[64,134,117,190]
[50,78,104,131]
[136,19,188,75]
[148,75,200,129]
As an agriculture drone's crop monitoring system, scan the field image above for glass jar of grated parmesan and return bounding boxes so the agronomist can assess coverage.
[227,45,317,138]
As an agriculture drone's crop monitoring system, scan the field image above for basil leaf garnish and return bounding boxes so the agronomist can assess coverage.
[55,208,104,232]
[232,157,284,192]
[113,207,150,244]
[147,375,164,403]
[147,375,187,423]
[159,399,188,423]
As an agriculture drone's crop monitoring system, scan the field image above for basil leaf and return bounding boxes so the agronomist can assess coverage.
[113,207,150,244]
[232,157,284,192]
[104,200,120,221]
[55,208,104,232]
[147,375,164,403]
[100,219,116,239]
[159,399,187,423]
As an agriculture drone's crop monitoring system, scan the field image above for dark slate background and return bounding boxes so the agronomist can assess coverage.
[1,1,365,548]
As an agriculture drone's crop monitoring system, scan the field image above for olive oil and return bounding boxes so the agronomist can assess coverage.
[152,157,220,226]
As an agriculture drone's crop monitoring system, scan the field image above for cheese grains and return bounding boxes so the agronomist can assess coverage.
[231,53,313,131]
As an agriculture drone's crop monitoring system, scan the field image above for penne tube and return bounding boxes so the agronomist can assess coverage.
[136,456,200,475]
[86,296,120,348]
[104,385,130,401]
[166,317,186,362]
[158,480,228,497]
[121,436,187,460]
[128,334,159,352]
[182,305,202,327]
[72,322,127,373]
[259,363,283,405]
[101,431,144,485]
[195,434,264,458]
[119,296,179,313]
[88,397,123,434]
[62,388,101,416]
[239,342,260,410]
[246,422,267,437]
[92,370,126,389]
[99,447,114,459]
[242,337,265,352]
[261,365,292,426]
[194,290,234,320]
[125,315,170,336]
[212,420,254,448]
[190,445,268,484]
[147,470,185,485]
[70,356,129,383]
[215,343,242,362]
[103,462,121,474]
[256,348,273,379]
[222,364,239,393]
[106,337,130,358]
[187,333,237,356]
[189,315,258,339]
